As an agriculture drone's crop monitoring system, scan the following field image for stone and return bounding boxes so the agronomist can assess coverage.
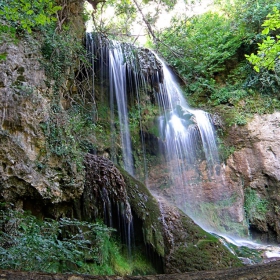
[224,112,280,241]
[1,259,280,279]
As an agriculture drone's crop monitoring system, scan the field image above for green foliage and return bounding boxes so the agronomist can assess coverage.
[0,209,114,274]
[156,12,242,83]
[151,0,280,121]
[39,25,94,171]
[92,0,137,41]
[217,138,235,162]
[0,208,156,276]
[246,7,280,72]
[215,0,279,35]
[233,113,247,126]
[41,25,87,90]
[0,0,61,34]
[41,106,95,171]
[244,188,268,222]
[211,87,248,106]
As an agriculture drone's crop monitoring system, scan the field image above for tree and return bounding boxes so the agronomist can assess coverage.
[0,0,61,34]
[88,0,201,44]
[246,7,280,72]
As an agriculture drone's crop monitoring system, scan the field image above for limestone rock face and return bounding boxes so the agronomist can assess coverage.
[0,0,86,207]
[225,112,280,241]
[0,38,84,206]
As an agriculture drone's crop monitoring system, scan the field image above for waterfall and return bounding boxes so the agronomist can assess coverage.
[154,53,219,169]
[86,33,241,235]
[85,33,280,265]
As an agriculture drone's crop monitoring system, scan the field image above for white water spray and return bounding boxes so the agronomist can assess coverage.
[153,54,221,220]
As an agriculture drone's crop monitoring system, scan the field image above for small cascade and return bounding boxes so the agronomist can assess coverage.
[108,41,134,175]
[100,187,133,256]
[117,202,134,257]
[100,187,113,227]
[86,33,132,170]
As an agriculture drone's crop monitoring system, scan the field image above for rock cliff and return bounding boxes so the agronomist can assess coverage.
[0,37,84,207]
[1,0,280,276]
[225,112,280,242]
[0,5,242,276]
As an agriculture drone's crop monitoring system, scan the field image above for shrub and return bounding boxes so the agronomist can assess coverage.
[0,208,114,274]
[244,188,268,223]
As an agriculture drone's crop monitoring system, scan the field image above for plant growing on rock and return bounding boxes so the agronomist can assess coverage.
[244,188,268,223]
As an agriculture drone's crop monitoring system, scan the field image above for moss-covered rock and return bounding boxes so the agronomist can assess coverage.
[119,165,242,273]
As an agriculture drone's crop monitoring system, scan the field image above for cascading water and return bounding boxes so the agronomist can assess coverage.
[86,33,280,265]
[108,41,134,175]
[150,52,280,264]
[87,33,237,233]
[151,54,222,229]
[88,33,255,247]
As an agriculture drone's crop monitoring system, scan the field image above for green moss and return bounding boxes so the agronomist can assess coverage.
[168,213,243,272]
[145,119,160,138]
[120,168,165,257]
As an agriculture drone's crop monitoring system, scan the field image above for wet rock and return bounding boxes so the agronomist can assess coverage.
[224,112,280,242]
[82,154,132,224]
[120,169,242,273]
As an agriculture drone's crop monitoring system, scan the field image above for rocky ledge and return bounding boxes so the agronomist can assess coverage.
[1,260,280,280]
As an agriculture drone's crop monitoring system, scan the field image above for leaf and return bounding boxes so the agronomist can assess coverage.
[253,65,260,72]
[262,27,270,35]
[35,14,48,25]
[26,10,34,15]
[52,5,62,13]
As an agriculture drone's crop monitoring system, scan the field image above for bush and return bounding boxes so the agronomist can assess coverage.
[0,209,115,274]
[0,208,156,275]
[156,12,243,82]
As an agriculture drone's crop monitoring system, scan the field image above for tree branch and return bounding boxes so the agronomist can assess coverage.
[87,0,106,11]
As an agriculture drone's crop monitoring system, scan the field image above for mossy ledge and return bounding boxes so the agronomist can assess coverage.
[118,163,242,273]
